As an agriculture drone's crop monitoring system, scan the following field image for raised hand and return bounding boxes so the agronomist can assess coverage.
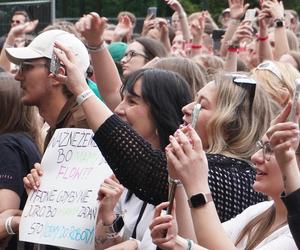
[190,12,205,43]
[228,0,249,20]
[52,41,89,96]
[267,102,300,167]
[166,126,209,193]
[8,20,38,39]
[75,12,107,46]
[141,15,156,36]
[165,0,184,14]
[113,15,132,41]
[230,20,254,46]
[97,175,124,225]
[262,0,284,20]
[23,163,43,194]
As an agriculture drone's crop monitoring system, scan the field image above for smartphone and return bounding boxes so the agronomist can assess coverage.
[50,51,60,75]
[166,181,177,215]
[163,179,178,237]
[289,79,300,122]
[244,9,257,21]
[191,104,201,128]
[147,7,157,19]
[212,29,226,52]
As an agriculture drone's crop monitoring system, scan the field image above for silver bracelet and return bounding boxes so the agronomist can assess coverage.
[168,176,183,187]
[86,42,106,53]
[5,216,15,235]
[76,89,95,105]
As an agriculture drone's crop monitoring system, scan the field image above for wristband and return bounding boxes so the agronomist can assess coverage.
[86,42,105,53]
[5,216,15,235]
[168,176,183,187]
[191,44,202,49]
[256,34,269,42]
[76,89,95,105]
[227,47,239,52]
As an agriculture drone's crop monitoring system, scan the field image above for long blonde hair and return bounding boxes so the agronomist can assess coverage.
[206,72,278,160]
[252,60,300,106]
[0,73,43,152]
[235,204,286,249]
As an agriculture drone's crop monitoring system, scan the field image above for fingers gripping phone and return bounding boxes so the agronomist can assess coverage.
[166,180,178,215]
[163,179,178,237]
[244,9,257,21]
[212,29,226,52]
[147,7,157,19]
[50,51,61,75]
[191,104,201,128]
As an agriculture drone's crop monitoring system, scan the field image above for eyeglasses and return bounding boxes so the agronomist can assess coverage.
[227,73,257,106]
[19,61,49,74]
[122,50,149,62]
[255,60,283,81]
[11,20,21,25]
[256,140,273,161]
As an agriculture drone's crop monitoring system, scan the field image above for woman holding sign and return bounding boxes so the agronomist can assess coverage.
[0,73,41,249]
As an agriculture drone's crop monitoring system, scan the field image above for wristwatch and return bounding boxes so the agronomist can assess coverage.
[104,214,124,237]
[274,18,285,28]
[188,193,213,208]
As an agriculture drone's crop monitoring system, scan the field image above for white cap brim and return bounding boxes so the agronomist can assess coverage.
[6,47,48,65]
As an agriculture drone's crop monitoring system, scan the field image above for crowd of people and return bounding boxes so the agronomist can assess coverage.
[0,0,300,249]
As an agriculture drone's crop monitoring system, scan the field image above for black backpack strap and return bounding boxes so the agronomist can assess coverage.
[131,201,147,239]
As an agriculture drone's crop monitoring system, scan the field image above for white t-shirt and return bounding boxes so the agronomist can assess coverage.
[222,201,297,249]
[114,189,156,250]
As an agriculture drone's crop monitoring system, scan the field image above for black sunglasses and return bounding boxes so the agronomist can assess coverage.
[228,73,257,107]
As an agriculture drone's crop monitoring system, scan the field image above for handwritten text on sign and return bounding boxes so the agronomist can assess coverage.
[19,128,112,250]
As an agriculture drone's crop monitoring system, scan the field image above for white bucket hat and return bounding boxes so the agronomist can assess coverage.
[6,29,90,73]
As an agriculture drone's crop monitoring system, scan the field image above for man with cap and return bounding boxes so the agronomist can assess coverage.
[6,29,91,149]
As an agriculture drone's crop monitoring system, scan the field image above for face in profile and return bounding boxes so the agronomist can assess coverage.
[121,42,148,77]
[251,136,284,197]
[114,78,159,148]
[182,81,218,149]
[15,58,50,107]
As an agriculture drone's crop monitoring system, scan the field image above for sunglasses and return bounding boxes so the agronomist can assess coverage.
[255,60,283,81]
[11,20,21,24]
[226,73,257,106]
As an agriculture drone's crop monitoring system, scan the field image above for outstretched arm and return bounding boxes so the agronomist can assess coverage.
[76,12,122,111]
[0,20,38,72]
[220,0,249,58]
[165,0,191,41]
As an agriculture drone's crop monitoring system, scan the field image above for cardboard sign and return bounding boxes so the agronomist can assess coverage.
[19,128,112,250]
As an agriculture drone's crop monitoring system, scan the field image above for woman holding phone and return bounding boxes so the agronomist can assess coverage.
[151,102,298,250]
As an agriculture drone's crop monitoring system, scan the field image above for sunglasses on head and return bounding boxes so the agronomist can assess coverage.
[226,73,257,107]
[255,60,283,81]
